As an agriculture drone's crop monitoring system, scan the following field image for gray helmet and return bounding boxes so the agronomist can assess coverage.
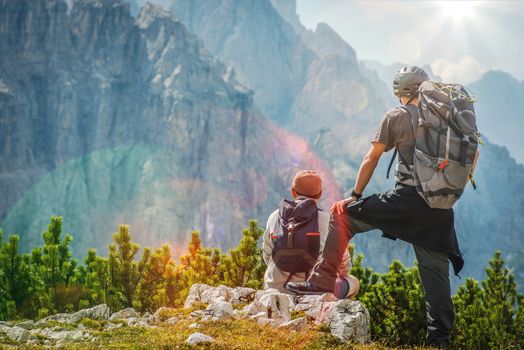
[393,66,429,97]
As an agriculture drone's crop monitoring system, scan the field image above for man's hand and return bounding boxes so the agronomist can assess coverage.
[330,196,358,215]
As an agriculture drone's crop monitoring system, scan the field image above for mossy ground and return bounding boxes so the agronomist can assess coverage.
[1,315,436,350]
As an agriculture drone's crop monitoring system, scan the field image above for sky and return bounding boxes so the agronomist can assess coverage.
[296,0,524,84]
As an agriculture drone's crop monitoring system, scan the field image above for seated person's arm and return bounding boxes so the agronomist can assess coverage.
[262,217,272,265]
[337,250,352,278]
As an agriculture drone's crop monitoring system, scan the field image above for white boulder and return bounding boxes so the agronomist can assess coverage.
[4,326,30,343]
[230,287,256,305]
[186,332,215,345]
[257,291,291,322]
[109,308,138,321]
[184,284,233,308]
[202,301,234,321]
[278,317,307,332]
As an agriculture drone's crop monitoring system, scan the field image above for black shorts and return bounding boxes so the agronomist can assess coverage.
[348,182,464,274]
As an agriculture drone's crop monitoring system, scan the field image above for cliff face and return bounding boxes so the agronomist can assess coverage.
[0,0,340,254]
[169,0,314,124]
[168,0,391,188]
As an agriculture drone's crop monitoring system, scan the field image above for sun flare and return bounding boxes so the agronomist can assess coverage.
[439,0,478,20]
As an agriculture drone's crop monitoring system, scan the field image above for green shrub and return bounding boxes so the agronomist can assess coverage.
[451,251,522,350]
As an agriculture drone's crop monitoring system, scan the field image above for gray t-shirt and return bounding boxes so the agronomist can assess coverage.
[372,106,418,183]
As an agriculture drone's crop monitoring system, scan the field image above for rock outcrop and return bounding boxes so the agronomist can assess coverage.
[0,284,370,346]
[185,284,370,344]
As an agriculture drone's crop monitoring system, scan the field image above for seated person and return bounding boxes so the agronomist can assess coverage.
[262,169,359,299]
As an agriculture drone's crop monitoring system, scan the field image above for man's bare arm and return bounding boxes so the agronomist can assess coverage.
[354,142,387,194]
[331,142,387,215]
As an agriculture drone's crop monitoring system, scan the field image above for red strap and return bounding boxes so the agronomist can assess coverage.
[306,232,320,237]
[438,159,449,171]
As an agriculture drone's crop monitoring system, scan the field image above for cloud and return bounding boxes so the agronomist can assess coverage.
[431,56,486,84]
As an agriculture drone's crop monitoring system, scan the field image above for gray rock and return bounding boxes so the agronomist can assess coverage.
[109,308,138,320]
[230,287,256,305]
[37,328,90,343]
[140,312,157,325]
[243,300,266,318]
[83,304,111,320]
[42,304,110,324]
[186,332,215,345]
[293,293,339,323]
[248,311,267,320]
[153,307,177,321]
[134,321,154,328]
[256,317,281,327]
[328,300,370,344]
[184,284,233,309]
[202,301,234,321]
[258,291,291,322]
[124,317,140,326]
[293,295,370,344]
[15,320,36,330]
[189,310,204,319]
[104,322,123,331]
[188,323,201,329]
[4,326,30,343]
[278,317,307,332]
[41,312,78,324]
[165,316,180,325]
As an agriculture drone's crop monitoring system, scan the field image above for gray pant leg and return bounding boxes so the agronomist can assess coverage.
[413,245,454,346]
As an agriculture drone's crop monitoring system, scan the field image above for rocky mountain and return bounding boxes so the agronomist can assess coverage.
[0,0,340,255]
[468,70,524,164]
[1,0,522,289]
[168,0,392,188]
[169,0,314,124]
[163,0,524,286]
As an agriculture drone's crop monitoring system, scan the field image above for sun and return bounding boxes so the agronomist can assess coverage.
[439,1,478,20]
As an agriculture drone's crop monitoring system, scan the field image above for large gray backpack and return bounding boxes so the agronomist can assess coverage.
[412,81,480,209]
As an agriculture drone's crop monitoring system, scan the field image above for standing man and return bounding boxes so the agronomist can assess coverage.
[287,66,474,348]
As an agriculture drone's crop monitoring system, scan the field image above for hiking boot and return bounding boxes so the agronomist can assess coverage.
[285,282,332,295]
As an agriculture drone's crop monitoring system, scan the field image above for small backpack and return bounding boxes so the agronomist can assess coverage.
[271,198,321,280]
[412,81,480,209]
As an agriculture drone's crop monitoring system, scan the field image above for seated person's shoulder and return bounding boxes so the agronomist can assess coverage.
[317,210,331,233]
[318,210,331,221]
[267,209,279,223]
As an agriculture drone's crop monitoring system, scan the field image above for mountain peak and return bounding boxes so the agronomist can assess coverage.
[309,22,356,61]
[137,1,175,28]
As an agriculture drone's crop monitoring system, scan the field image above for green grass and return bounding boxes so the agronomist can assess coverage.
[1,316,437,350]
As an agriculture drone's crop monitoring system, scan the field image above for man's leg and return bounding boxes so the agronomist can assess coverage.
[413,245,454,347]
[306,207,376,292]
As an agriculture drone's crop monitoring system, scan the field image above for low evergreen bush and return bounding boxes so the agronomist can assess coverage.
[0,217,522,349]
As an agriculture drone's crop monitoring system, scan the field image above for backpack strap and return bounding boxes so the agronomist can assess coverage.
[386,105,415,179]
[386,149,397,179]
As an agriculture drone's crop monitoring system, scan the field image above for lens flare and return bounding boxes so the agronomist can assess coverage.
[439,1,478,20]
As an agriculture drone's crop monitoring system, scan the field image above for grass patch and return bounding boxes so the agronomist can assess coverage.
[79,318,107,331]
[1,307,439,350]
